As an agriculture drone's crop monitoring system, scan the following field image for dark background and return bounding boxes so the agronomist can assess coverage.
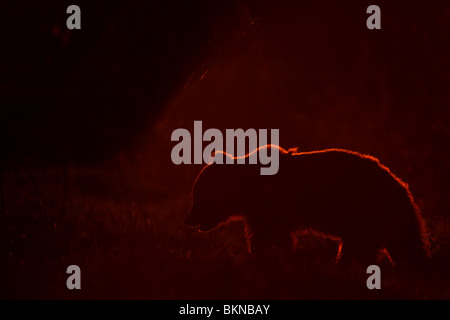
[1,0,450,299]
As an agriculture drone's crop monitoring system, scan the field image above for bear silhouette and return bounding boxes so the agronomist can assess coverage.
[186,146,430,265]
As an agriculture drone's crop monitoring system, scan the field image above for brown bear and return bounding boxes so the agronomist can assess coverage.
[186,146,430,265]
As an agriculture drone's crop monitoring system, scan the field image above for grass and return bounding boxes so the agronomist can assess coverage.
[1,0,449,298]
[1,150,450,300]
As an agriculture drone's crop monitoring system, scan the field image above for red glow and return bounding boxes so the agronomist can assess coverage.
[189,145,431,263]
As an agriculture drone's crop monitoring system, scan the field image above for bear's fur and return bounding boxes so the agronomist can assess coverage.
[186,146,430,265]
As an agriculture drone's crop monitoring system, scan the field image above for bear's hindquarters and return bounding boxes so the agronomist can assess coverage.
[382,193,429,267]
[335,187,428,266]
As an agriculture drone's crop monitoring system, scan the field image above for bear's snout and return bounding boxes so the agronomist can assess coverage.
[185,210,200,228]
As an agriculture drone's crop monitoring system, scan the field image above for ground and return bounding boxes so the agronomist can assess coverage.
[1,0,450,300]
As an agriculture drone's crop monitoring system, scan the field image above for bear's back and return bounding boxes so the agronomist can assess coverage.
[189,147,428,263]
[239,149,407,236]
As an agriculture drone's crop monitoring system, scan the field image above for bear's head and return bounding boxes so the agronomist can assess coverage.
[186,162,251,232]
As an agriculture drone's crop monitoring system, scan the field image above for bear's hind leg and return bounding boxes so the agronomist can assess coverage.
[339,236,381,266]
[385,228,429,266]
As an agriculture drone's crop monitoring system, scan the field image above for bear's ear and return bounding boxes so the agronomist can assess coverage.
[208,150,218,164]
[206,150,226,165]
